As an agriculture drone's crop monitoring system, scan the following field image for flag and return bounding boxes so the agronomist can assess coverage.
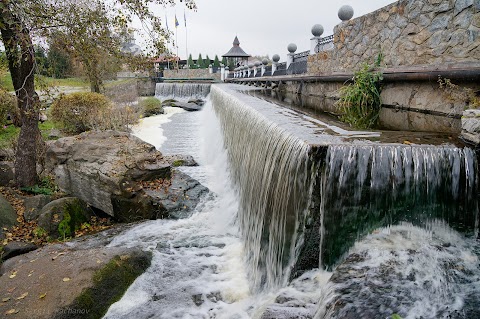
[184,11,187,27]
[175,14,179,28]
[165,14,169,32]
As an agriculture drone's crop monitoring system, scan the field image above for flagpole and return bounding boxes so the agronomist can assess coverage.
[175,13,179,71]
[185,10,188,63]
[175,28,179,71]
[165,13,170,70]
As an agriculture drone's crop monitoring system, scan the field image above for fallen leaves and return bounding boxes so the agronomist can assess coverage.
[138,178,172,192]
[2,297,10,302]
[15,292,28,300]
[51,252,66,261]
[5,309,19,315]
[62,277,71,282]
[39,292,47,299]
[9,271,17,279]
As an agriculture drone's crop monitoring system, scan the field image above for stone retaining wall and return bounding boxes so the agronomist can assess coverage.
[308,0,480,74]
[164,69,221,80]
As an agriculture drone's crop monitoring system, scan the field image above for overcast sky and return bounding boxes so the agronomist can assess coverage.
[138,0,395,61]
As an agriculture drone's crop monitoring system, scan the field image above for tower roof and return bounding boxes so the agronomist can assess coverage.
[222,36,250,58]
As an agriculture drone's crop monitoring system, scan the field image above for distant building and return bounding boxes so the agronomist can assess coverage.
[222,36,250,68]
[120,29,142,56]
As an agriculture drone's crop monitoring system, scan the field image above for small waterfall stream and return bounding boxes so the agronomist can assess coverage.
[155,83,211,101]
[103,83,479,318]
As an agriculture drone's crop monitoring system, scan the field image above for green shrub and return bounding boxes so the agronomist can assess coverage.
[337,60,383,129]
[0,88,18,127]
[21,176,58,195]
[50,92,112,134]
[140,97,164,117]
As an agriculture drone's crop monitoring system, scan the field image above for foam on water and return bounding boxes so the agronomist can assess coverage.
[316,222,480,319]
[131,106,185,150]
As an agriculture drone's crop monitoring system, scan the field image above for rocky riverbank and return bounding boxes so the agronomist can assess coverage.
[0,129,210,317]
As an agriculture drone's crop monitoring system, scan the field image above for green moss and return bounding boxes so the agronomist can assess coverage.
[58,212,72,240]
[172,159,184,167]
[52,251,152,319]
[140,97,163,117]
[57,200,89,239]
[33,227,48,238]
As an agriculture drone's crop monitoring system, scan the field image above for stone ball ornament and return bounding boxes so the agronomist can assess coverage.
[311,24,324,37]
[254,61,261,67]
[272,54,280,63]
[287,43,297,53]
[262,58,269,65]
[338,5,354,21]
[248,63,254,68]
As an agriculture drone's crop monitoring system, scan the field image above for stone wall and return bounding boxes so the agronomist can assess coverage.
[136,78,156,96]
[308,0,480,74]
[164,69,221,80]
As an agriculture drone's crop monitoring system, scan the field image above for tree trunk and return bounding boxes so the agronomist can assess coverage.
[0,3,41,187]
[83,56,102,93]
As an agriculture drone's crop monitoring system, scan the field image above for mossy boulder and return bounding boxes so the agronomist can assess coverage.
[140,97,164,117]
[37,197,93,239]
[52,250,152,319]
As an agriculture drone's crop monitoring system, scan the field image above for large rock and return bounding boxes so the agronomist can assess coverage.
[45,131,171,218]
[45,130,208,221]
[0,194,17,229]
[172,102,203,111]
[38,197,93,239]
[0,161,14,186]
[1,241,38,261]
[23,194,53,221]
[0,233,152,319]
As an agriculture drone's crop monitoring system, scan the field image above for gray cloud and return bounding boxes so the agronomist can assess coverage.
[147,0,394,61]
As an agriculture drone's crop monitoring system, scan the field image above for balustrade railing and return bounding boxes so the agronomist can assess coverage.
[315,34,334,53]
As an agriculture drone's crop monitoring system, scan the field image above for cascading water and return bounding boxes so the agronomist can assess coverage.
[316,144,478,268]
[155,83,211,101]
[210,85,314,292]
[103,83,479,318]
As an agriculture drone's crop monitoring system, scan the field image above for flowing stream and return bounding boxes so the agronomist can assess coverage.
[103,84,479,319]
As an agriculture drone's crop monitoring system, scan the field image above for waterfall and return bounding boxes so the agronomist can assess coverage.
[317,144,479,268]
[210,84,479,290]
[155,83,211,101]
[210,85,314,292]
[103,84,479,318]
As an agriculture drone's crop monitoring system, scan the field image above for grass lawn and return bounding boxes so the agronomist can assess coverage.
[0,121,60,150]
[0,70,14,91]
[0,71,89,92]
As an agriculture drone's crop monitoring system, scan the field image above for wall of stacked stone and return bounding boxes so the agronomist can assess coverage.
[164,69,221,80]
[308,0,480,74]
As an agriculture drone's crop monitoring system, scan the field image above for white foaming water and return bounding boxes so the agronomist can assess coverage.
[104,98,332,318]
[316,222,480,319]
[131,106,185,150]
[104,99,251,318]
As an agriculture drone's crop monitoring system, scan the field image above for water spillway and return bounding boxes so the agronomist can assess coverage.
[104,83,479,318]
[211,84,478,274]
[211,85,314,291]
[155,82,211,101]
